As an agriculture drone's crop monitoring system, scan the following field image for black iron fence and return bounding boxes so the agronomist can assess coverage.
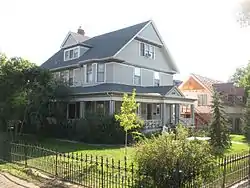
[0,141,249,188]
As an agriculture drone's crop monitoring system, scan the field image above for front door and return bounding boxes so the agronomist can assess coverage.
[147,104,152,120]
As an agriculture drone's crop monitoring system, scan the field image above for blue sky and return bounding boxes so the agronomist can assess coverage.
[0,0,250,81]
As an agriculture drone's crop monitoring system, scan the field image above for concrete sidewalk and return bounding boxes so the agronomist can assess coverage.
[0,172,39,188]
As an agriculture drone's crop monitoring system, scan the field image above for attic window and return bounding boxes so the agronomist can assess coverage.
[140,42,155,59]
[64,46,80,61]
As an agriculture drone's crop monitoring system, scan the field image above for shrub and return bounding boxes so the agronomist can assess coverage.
[75,113,130,144]
[134,125,217,187]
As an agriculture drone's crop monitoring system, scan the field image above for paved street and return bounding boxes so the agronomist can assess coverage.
[0,173,39,188]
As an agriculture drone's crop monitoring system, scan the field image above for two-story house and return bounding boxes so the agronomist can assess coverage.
[178,74,245,132]
[41,20,196,131]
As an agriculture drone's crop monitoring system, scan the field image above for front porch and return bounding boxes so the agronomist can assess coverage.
[66,94,195,132]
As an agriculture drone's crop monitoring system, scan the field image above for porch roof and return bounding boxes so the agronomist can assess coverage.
[70,83,175,96]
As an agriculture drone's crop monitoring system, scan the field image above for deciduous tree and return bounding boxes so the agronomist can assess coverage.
[115,89,143,155]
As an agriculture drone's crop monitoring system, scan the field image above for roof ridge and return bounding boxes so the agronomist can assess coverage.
[83,20,151,43]
[191,73,223,83]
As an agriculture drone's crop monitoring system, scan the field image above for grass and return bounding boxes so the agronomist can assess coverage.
[25,134,249,160]
[3,134,249,187]
[39,139,134,162]
[226,134,249,154]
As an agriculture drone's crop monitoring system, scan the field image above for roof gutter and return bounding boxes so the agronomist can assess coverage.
[49,57,123,71]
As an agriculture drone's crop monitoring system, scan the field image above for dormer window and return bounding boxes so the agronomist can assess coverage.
[64,46,80,61]
[140,42,155,59]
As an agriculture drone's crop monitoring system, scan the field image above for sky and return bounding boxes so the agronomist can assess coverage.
[0,0,250,82]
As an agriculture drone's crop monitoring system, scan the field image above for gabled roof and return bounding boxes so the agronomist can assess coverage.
[41,20,150,70]
[213,83,245,96]
[190,73,222,92]
[69,83,175,96]
[60,31,90,48]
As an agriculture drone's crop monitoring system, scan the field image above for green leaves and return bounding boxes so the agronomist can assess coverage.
[115,89,144,154]
[115,89,143,132]
[0,53,69,133]
[135,125,217,187]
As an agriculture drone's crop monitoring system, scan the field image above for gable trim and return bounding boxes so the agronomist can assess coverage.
[178,75,212,93]
[150,21,179,73]
[166,86,185,97]
[60,32,78,49]
[113,20,151,57]
[114,20,179,73]
[135,36,163,47]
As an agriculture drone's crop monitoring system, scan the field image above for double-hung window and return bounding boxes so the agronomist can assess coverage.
[86,64,93,83]
[140,42,155,59]
[69,70,74,86]
[154,72,160,86]
[197,94,207,106]
[97,64,105,82]
[68,102,80,119]
[64,47,80,61]
[134,67,141,85]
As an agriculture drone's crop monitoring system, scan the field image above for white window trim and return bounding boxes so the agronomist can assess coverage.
[64,46,80,61]
[156,104,160,115]
[153,71,160,86]
[73,68,81,87]
[84,65,87,84]
[86,64,93,83]
[133,67,141,85]
[69,69,74,87]
[96,63,106,83]
[139,42,155,60]
[67,102,80,120]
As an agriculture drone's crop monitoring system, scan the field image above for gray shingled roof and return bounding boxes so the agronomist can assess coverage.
[41,21,150,70]
[69,83,174,96]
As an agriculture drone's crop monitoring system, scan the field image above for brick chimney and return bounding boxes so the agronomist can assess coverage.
[77,26,85,36]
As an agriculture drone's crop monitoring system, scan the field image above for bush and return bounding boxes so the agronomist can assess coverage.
[134,125,218,187]
[75,113,131,144]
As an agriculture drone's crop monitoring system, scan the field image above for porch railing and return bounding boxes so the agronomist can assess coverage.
[179,117,194,126]
[144,120,163,129]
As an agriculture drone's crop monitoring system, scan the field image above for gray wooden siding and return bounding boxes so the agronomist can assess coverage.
[116,40,172,72]
[62,34,77,48]
[160,72,173,86]
[138,23,162,44]
[112,63,133,85]
[141,69,154,86]
[105,63,114,83]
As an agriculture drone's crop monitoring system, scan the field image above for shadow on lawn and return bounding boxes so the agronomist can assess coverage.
[0,133,127,165]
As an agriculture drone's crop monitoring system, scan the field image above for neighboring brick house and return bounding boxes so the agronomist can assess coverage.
[178,73,245,132]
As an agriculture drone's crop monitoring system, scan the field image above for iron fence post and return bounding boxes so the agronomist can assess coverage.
[248,148,250,185]
[24,143,27,168]
[222,156,227,188]
[55,150,58,176]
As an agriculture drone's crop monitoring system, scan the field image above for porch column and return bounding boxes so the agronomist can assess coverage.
[169,104,173,124]
[109,100,115,115]
[80,102,85,118]
[175,104,180,124]
[161,104,165,126]
[191,104,195,126]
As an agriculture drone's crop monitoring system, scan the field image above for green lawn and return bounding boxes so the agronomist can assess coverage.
[226,134,249,154]
[30,134,249,160]
[39,139,134,162]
